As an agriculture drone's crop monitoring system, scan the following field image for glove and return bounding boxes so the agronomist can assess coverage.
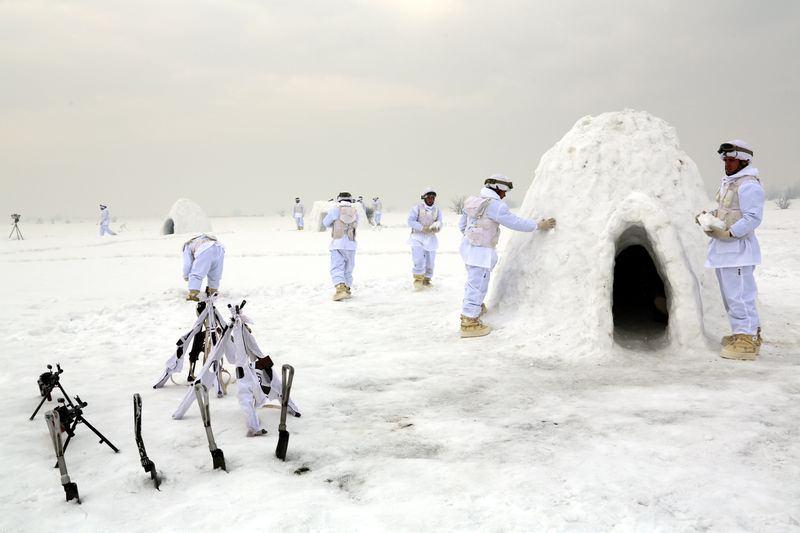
[421,226,433,234]
[704,227,734,241]
[537,218,556,231]
[429,222,442,233]
[183,277,189,282]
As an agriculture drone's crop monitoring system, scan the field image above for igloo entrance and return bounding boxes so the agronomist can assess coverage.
[162,218,175,235]
[612,226,669,345]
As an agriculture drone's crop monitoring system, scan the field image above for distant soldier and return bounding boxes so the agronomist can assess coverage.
[323,192,359,301]
[372,196,383,226]
[292,197,305,230]
[458,175,556,338]
[182,234,225,301]
[697,140,765,360]
[407,188,442,290]
[98,204,117,236]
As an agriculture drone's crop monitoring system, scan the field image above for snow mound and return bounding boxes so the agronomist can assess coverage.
[162,199,212,235]
[308,200,371,232]
[489,109,724,356]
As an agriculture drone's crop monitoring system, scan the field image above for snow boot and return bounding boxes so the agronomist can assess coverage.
[332,283,349,301]
[343,285,352,299]
[720,334,758,361]
[722,327,762,348]
[479,303,488,318]
[413,274,425,291]
[247,428,268,437]
[423,277,432,287]
[460,315,491,338]
[205,287,218,297]
[186,289,200,301]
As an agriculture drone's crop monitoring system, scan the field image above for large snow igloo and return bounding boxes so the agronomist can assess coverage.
[488,110,724,354]
[162,198,212,235]
[308,200,371,232]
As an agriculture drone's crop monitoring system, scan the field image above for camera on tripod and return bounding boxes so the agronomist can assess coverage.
[54,396,88,433]
[38,364,64,399]
[11,213,21,224]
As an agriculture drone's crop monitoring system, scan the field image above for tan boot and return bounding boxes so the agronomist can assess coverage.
[722,328,762,349]
[332,283,349,301]
[422,277,432,287]
[206,287,218,297]
[720,334,758,361]
[460,314,491,338]
[186,289,200,301]
[479,303,488,318]
[343,285,352,299]
[413,274,425,291]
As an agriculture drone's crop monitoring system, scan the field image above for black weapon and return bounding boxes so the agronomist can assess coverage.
[275,364,295,461]
[133,394,161,489]
[53,395,119,467]
[30,364,70,420]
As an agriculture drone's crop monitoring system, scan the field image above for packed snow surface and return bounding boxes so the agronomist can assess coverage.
[491,110,725,355]
[1,208,798,531]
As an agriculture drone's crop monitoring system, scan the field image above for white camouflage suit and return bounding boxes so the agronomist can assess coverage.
[182,234,225,292]
[407,201,443,278]
[292,200,305,229]
[99,206,117,236]
[458,187,541,318]
[706,165,765,335]
[323,202,359,288]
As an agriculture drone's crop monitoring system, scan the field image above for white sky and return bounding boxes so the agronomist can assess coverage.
[1,0,798,219]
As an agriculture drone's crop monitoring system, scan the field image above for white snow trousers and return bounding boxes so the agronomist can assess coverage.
[294,214,304,229]
[99,224,116,236]
[189,246,225,291]
[411,245,436,278]
[374,212,382,225]
[330,249,355,287]
[462,265,491,318]
[715,266,760,335]
[235,369,262,432]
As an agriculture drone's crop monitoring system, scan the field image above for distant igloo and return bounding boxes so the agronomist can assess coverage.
[162,199,212,235]
[308,200,371,232]
[488,109,725,355]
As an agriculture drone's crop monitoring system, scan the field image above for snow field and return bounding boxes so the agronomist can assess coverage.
[0,209,798,531]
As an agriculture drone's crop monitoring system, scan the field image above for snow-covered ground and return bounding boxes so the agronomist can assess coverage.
[1,208,798,531]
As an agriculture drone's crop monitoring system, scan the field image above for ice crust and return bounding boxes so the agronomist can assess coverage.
[489,109,725,355]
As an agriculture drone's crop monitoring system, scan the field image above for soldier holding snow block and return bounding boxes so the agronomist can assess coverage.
[323,192,359,301]
[98,204,117,236]
[458,175,556,338]
[696,140,764,360]
[407,188,442,290]
[182,234,225,301]
[292,197,305,230]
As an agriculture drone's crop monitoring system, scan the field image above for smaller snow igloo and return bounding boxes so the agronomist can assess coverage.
[162,198,212,235]
[488,110,725,355]
[308,200,371,232]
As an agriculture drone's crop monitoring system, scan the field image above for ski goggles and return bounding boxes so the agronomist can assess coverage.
[717,143,753,159]
[484,178,514,191]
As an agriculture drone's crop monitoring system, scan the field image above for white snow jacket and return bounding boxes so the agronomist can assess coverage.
[407,202,442,251]
[182,234,224,278]
[323,204,359,251]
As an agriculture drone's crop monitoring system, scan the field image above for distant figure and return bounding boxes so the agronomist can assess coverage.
[182,234,225,301]
[292,197,305,230]
[323,192,359,301]
[458,176,556,338]
[99,204,117,236]
[407,188,442,290]
[696,140,765,360]
[372,196,383,226]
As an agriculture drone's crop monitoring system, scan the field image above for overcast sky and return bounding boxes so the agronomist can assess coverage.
[1,0,798,219]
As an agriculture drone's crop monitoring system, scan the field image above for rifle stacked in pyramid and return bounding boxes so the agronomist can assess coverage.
[133,393,161,488]
[45,409,80,504]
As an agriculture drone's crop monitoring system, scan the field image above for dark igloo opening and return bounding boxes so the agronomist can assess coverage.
[612,227,668,345]
[162,218,175,235]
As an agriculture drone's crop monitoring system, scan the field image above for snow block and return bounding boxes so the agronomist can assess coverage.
[162,199,212,235]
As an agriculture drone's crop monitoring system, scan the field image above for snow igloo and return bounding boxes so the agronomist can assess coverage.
[489,110,724,355]
[308,200,371,232]
[162,198,212,235]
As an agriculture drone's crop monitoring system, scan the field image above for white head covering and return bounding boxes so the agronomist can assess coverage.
[720,139,753,162]
[485,174,513,191]
[420,187,436,197]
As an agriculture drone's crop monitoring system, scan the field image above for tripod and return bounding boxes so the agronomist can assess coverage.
[53,396,119,467]
[9,221,23,240]
[30,364,68,420]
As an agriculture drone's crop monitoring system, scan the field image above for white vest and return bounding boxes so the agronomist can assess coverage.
[332,205,357,240]
[415,203,439,229]
[184,234,219,258]
[716,175,761,229]
[463,196,499,248]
